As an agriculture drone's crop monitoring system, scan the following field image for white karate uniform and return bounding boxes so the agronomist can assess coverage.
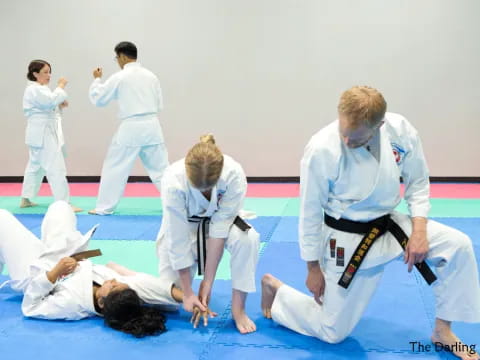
[0,201,177,320]
[156,155,260,293]
[271,112,480,343]
[21,81,70,201]
[89,62,169,215]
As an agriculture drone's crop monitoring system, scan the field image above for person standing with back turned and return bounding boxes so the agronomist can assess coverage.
[88,41,168,215]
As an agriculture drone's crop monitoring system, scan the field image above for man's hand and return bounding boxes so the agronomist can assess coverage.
[57,77,68,88]
[306,261,325,305]
[93,67,103,79]
[405,217,429,272]
[47,257,78,283]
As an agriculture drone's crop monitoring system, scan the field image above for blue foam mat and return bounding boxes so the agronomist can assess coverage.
[0,278,236,360]
[2,215,479,359]
[13,215,281,242]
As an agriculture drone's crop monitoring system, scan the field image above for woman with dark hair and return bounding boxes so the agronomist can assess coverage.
[20,59,81,212]
[102,288,167,337]
[0,201,182,337]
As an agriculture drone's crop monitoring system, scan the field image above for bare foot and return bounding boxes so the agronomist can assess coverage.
[20,198,37,208]
[231,289,256,334]
[261,273,283,319]
[70,204,83,213]
[431,320,479,360]
[232,309,256,334]
[88,209,99,215]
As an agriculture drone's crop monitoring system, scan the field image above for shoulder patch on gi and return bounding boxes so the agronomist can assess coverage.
[391,142,406,165]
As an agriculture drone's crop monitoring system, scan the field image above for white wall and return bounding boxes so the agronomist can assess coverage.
[1,0,479,177]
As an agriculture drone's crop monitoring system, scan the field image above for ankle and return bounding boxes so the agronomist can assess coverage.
[231,305,246,317]
[433,319,452,334]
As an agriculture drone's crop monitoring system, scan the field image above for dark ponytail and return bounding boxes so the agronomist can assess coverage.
[102,289,167,338]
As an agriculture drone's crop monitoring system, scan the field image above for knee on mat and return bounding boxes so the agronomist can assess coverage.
[322,329,349,344]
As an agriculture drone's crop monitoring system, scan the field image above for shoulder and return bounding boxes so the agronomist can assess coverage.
[303,120,341,164]
[24,82,47,95]
[221,155,245,179]
[133,64,158,78]
[383,112,420,149]
[384,112,418,137]
[162,159,188,195]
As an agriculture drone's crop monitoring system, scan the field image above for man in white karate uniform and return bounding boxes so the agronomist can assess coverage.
[88,41,168,215]
[261,86,480,360]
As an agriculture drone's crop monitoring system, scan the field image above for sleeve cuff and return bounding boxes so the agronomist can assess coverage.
[409,205,431,218]
[170,255,195,272]
[33,272,57,293]
[209,222,231,239]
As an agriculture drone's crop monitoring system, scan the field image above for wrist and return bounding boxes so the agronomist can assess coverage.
[307,260,320,271]
[412,217,427,233]
[46,270,58,284]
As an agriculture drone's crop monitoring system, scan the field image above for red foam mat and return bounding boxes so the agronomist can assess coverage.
[0,182,478,198]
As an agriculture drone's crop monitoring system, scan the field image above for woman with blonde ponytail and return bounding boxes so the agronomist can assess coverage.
[156,134,260,334]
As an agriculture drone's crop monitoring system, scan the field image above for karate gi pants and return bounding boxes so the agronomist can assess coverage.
[271,212,480,343]
[157,224,260,293]
[93,142,169,215]
[21,126,69,202]
[0,201,77,290]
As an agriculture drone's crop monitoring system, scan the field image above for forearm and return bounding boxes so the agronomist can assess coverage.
[171,285,184,303]
[178,267,194,296]
[411,216,427,233]
[203,237,225,284]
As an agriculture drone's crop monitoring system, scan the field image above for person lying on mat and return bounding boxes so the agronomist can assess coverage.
[156,134,260,334]
[261,86,480,360]
[0,201,184,337]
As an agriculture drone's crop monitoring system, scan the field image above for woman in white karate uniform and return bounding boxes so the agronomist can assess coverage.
[157,135,260,334]
[0,201,183,337]
[20,60,81,212]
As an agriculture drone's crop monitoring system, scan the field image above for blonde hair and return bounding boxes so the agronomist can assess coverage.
[338,86,387,128]
[185,134,224,189]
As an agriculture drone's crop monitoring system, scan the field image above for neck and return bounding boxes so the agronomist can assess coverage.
[202,190,212,200]
[92,284,102,313]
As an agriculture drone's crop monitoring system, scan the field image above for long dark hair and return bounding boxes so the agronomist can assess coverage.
[102,289,167,338]
[27,59,51,81]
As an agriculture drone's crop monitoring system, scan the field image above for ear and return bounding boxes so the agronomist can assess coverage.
[98,296,106,309]
[32,72,40,80]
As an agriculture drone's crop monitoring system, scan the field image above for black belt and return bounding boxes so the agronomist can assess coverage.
[188,216,251,276]
[324,214,437,289]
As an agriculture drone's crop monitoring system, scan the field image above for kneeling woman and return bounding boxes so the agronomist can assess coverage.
[0,201,183,337]
[157,134,260,334]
